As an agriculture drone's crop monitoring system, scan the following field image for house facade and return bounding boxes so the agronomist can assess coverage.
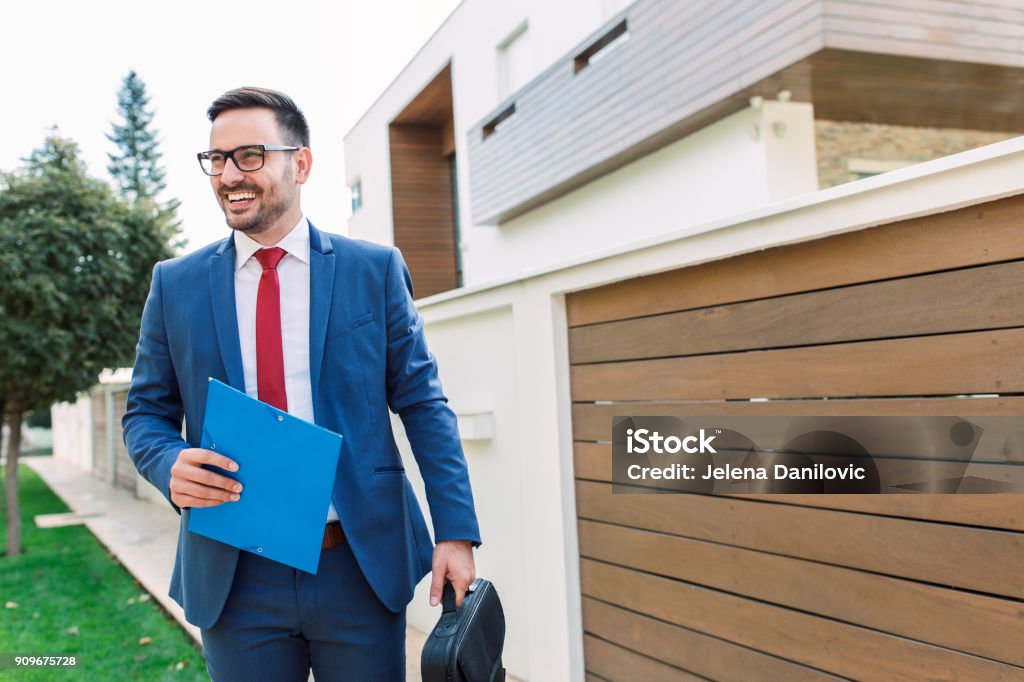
[343,1,1024,680]
[344,0,1021,295]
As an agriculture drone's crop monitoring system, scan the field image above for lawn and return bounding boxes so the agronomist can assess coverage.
[0,463,208,681]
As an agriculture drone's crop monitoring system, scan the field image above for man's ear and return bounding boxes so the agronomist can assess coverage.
[294,147,313,185]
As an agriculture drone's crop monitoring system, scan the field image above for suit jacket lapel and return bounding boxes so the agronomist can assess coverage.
[209,238,246,391]
[308,221,335,412]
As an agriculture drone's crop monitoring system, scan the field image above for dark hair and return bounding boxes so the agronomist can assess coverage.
[207,86,310,147]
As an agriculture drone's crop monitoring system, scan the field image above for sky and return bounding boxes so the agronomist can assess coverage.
[1,0,461,251]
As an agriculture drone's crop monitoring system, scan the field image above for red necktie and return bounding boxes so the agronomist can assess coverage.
[254,247,288,412]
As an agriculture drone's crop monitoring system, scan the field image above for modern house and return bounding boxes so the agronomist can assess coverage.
[341,1,1024,680]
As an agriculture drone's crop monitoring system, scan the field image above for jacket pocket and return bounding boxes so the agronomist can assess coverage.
[326,312,375,340]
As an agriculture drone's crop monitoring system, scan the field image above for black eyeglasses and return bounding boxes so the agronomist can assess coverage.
[197,144,300,176]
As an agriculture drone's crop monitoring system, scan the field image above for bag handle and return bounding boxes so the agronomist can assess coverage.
[431,581,459,637]
[442,581,458,614]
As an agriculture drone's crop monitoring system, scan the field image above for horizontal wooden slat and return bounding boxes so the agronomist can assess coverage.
[570,260,1024,363]
[575,480,1024,597]
[583,597,841,681]
[575,435,1024,470]
[580,520,1024,666]
[574,441,1024,530]
[828,0,1024,27]
[570,329,1024,401]
[739,490,1024,526]
[579,415,1024,463]
[566,194,1024,326]
[825,15,1022,54]
[581,559,1024,681]
[583,634,703,682]
[571,398,1024,441]
[825,0,1024,38]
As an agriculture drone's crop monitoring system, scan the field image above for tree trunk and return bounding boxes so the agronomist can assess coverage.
[5,407,22,557]
[0,399,4,522]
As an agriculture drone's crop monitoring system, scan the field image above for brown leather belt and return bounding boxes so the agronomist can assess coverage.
[322,522,346,550]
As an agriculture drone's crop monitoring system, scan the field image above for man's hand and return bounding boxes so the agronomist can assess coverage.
[429,540,476,608]
[169,448,242,509]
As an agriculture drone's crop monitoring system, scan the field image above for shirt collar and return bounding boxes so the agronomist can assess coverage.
[233,216,310,271]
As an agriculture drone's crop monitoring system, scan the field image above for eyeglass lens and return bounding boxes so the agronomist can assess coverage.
[201,146,264,175]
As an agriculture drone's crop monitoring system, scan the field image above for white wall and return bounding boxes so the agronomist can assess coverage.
[762,100,818,200]
[51,372,167,506]
[463,101,818,284]
[345,0,631,248]
[394,305,534,671]
[51,395,92,471]
[397,139,1024,681]
[136,471,168,505]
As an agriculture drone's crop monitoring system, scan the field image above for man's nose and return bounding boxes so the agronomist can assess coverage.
[219,157,245,185]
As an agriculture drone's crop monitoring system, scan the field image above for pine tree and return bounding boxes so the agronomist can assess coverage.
[106,71,180,233]
[107,71,162,201]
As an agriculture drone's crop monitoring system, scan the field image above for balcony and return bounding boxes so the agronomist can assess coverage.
[467,0,1024,225]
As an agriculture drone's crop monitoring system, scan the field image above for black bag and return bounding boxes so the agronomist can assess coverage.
[421,578,506,682]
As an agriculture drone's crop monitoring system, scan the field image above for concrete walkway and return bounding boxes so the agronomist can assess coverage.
[24,456,428,680]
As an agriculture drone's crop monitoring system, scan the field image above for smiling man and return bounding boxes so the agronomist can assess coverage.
[122,87,480,681]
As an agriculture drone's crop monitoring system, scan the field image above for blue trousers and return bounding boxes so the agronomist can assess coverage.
[200,542,406,681]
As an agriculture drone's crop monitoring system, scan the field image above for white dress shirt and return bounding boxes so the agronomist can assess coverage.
[233,217,338,523]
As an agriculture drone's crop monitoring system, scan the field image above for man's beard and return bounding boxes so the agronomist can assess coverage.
[220,170,295,235]
[223,189,291,235]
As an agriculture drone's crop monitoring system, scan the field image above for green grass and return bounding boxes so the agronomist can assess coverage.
[0,464,208,681]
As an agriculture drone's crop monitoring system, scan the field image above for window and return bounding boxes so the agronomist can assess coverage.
[496,21,530,101]
[574,19,629,74]
[350,180,362,213]
[482,104,516,141]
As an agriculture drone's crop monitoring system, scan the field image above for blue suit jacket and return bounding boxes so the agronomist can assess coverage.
[122,223,480,628]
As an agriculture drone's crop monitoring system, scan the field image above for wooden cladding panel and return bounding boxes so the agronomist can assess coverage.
[583,598,841,682]
[823,0,1024,33]
[388,62,457,296]
[583,635,703,682]
[581,560,1024,681]
[566,194,1024,327]
[568,194,1024,679]
[570,260,1024,364]
[576,480,1024,599]
[580,520,1024,667]
[571,329,1024,402]
[572,398,1024,440]
[391,65,453,127]
[805,48,1024,131]
[389,124,457,298]
[573,443,1024,531]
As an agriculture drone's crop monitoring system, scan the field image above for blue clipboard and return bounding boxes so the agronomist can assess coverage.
[187,379,343,574]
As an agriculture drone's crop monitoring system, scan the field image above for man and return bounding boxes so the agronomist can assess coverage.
[123,87,480,681]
